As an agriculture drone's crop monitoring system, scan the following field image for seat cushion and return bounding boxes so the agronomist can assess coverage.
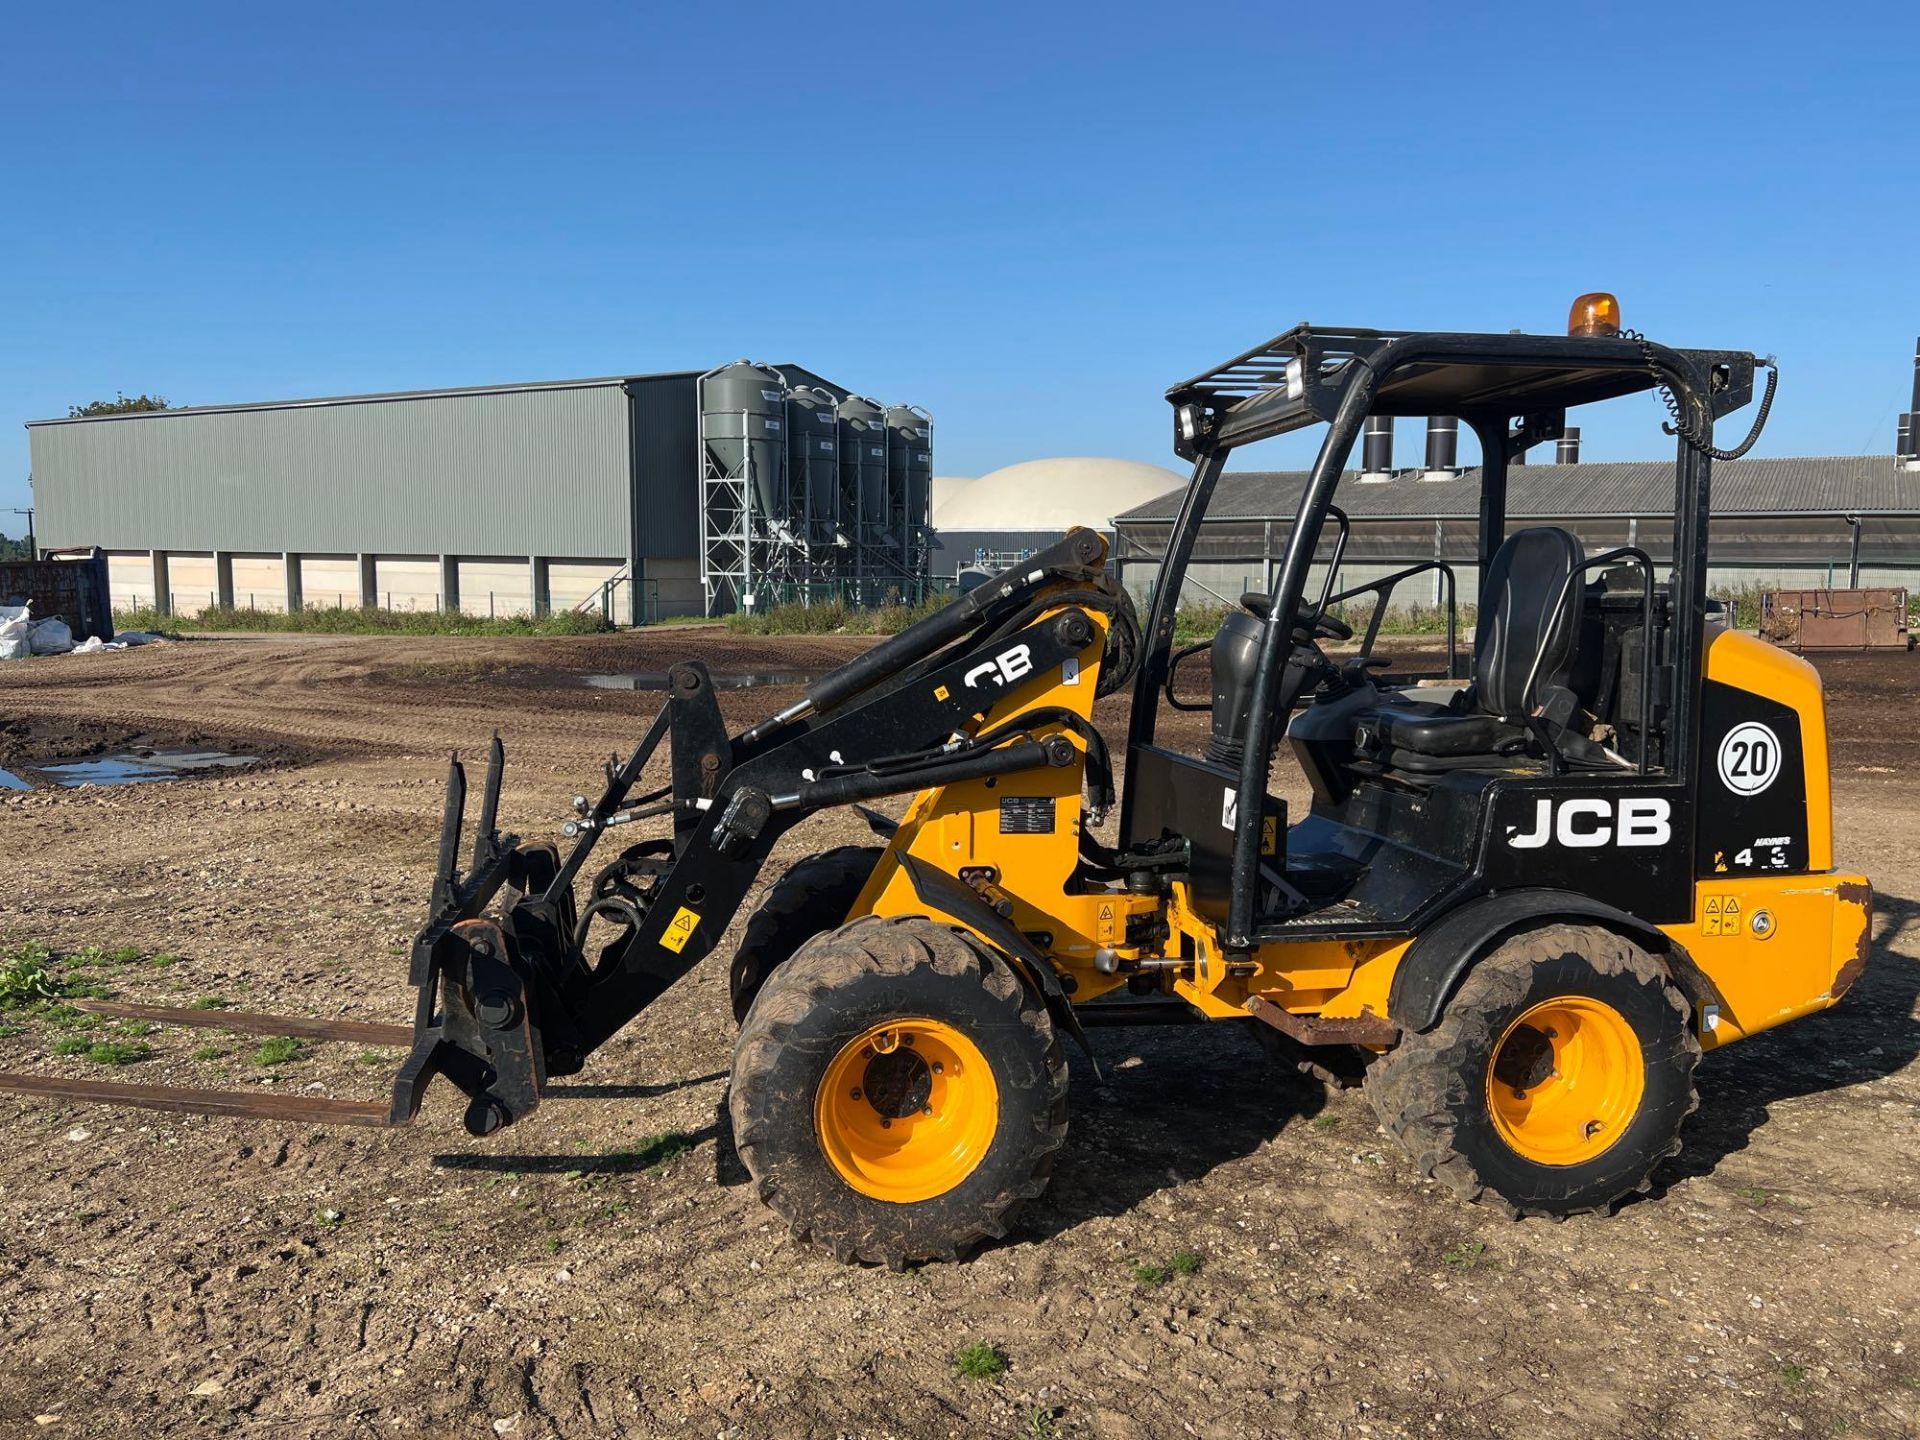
[1367,707,1530,758]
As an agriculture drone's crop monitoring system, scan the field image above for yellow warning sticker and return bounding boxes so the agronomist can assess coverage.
[1097,902,1116,942]
[659,906,702,954]
[1262,816,1279,856]
[1702,895,1743,937]
[934,684,950,702]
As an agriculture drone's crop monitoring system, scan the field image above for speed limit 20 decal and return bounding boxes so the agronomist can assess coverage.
[1717,721,1782,796]
[1698,683,1807,876]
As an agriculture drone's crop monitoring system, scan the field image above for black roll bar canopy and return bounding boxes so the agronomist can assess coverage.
[1142,325,1763,949]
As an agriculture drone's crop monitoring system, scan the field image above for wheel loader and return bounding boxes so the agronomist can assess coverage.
[1,296,1874,1267]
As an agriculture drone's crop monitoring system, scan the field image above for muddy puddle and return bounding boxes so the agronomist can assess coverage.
[1,747,258,790]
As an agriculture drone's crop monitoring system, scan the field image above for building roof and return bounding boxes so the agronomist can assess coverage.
[21,362,850,427]
[1115,455,1920,523]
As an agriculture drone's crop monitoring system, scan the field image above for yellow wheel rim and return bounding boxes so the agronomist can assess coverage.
[1486,996,1644,1166]
[814,1018,998,1204]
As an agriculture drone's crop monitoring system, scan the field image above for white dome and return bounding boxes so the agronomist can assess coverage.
[931,457,1184,531]
[929,474,975,518]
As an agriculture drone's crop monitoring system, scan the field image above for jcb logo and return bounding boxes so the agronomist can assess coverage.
[1506,797,1672,850]
[964,643,1034,690]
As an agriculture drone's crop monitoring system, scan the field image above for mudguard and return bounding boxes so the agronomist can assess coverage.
[1389,887,1722,1033]
[898,853,1098,1075]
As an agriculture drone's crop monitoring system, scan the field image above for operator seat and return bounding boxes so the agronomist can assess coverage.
[1355,526,1587,770]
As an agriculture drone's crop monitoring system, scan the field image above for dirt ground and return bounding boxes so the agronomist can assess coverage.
[0,630,1915,1440]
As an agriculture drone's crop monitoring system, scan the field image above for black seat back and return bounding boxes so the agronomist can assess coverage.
[1472,527,1585,719]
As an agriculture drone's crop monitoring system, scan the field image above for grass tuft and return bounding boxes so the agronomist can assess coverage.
[1440,1241,1487,1270]
[1170,1249,1202,1277]
[56,1037,153,1065]
[725,595,947,637]
[953,1341,1007,1380]
[114,603,609,638]
[1132,1261,1170,1288]
[190,997,229,1011]
[251,1036,303,1066]
[190,1045,228,1062]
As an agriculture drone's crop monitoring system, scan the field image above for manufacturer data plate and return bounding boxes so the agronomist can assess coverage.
[999,796,1055,835]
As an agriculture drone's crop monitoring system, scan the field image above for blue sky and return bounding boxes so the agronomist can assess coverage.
[4,1,1917,527]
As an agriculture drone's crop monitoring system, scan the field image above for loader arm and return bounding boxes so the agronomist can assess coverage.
[398,527,1132,1134]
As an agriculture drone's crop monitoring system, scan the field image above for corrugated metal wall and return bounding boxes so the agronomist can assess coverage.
[626,375,699,559]
[30,383,635,557]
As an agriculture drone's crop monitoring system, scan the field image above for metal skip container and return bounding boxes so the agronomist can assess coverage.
[787,385,841,545]
[702,362,789,525]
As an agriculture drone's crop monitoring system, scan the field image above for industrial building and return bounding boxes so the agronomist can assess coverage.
[26,360,934,621]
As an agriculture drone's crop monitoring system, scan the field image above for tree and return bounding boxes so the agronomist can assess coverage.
[0,533,29,562]
[68,392,170,417]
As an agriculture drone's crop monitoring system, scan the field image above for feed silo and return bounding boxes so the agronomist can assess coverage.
[700,362,789,525]
[884,404,933,561]
[787,385,841,545]
[836,396,890,542]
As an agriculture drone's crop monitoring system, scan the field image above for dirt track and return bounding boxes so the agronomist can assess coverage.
[0,632,1915,1439]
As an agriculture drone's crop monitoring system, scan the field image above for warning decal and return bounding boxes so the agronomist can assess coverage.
[660,906,702,954]
[1701,894,1743,937]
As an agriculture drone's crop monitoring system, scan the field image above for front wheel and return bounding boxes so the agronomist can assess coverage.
[1365,924,1700,1217]
[729,915,1068,1268]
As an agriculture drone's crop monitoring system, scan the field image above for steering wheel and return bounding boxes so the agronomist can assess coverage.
[1240,591,1352,644]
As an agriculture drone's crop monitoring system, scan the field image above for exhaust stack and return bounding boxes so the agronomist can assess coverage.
[1360,415,1394,483]
[1421,416,1458,481]
[1556,427,1582,464]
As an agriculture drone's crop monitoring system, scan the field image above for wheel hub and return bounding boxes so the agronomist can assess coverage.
[815,1018,998,1204]
[861,1043,933,1120]
[1486,996,1645,1167]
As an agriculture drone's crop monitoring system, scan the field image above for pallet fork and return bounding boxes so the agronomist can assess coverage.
[0,734,534,1129]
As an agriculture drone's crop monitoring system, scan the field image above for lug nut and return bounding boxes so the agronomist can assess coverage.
[850,1088,862,1101]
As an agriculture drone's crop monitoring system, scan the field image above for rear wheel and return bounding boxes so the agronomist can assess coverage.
[730,915,1067,1268]
[728,845,882,1022]
[1366,924,1699,1217]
